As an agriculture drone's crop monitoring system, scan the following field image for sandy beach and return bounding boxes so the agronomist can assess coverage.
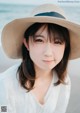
[0,45,80,113]
[0,46,21,72]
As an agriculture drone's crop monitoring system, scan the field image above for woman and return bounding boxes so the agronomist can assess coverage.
[0,4,80,113]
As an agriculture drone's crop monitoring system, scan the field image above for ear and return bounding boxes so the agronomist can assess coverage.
[23,38,29,51]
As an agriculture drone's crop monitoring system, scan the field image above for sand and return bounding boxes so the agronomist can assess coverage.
[0,46,21,72]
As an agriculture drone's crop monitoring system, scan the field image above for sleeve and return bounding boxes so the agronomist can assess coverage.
[0,63,21,113]
[54,75,71,113]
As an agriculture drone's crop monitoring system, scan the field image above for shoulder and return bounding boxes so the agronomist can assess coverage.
[0,62,21,93]
[53,70,71,87]
[65,73,71,84]
[54,71,71,95]
[53,71,71,98]
[0,62,22,103]
[59,73,71,103]
[60,73,71,92]
[54,74,71,112]
[64,73,71,89]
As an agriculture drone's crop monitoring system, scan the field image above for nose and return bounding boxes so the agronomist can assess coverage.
[44,42,53,57]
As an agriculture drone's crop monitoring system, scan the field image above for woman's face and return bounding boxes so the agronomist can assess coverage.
[27,26,65,71]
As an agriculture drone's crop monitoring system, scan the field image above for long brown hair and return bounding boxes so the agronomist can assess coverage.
[17,23,71,91]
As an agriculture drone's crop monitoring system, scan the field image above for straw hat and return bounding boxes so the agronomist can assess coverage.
[1,4,80,60]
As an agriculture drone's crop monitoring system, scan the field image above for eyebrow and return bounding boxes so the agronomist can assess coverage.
[34,35,45,38]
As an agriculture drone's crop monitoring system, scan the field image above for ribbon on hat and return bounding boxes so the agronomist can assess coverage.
[35,12,65,19]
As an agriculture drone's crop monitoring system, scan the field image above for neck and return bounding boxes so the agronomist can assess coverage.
[34,69,53,88]
[34,65,53,80]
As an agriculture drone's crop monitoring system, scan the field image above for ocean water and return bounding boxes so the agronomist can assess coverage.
[0,3,35,45]
[0,3,80,45]
[0,4,35,29]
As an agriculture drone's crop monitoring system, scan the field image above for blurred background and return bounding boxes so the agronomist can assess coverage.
[0,0,80,113]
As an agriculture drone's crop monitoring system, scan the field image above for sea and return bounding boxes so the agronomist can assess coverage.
[0,3,80,45]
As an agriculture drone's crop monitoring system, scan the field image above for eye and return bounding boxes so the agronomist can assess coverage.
[35,39,44,42]
[55,41,62,44]
[54,39,63,45]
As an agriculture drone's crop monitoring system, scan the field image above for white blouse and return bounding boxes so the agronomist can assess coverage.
[0,63,71,113]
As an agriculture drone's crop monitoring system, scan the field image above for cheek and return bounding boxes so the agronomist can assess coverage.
[54,46,65,61]
[30,45,43,54]
[29,44,43,61]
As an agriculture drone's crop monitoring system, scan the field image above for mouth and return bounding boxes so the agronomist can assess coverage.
[43,60,54,63]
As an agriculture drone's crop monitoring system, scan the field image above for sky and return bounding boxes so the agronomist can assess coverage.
[0,0,58,5]
[0,0,80,5]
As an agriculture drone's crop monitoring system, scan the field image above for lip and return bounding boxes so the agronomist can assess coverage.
[43,60,54,62]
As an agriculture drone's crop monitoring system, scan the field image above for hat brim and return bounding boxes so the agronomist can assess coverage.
[1,16,80,60]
